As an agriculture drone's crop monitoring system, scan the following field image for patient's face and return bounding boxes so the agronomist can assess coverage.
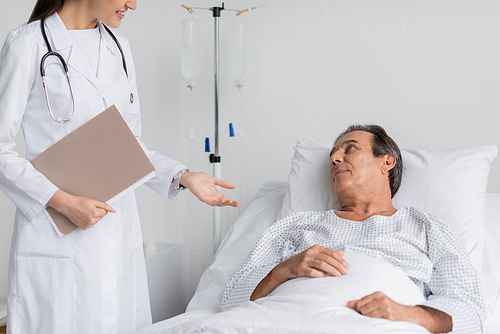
[330,131,387,196]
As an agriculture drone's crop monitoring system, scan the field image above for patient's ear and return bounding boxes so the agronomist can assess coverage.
[381,155,396,174]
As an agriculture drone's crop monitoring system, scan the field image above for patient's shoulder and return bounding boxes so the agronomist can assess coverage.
[401,206,442,221]
[402,206,459,237]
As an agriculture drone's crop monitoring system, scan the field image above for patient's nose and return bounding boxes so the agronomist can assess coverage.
[331,152,343,165]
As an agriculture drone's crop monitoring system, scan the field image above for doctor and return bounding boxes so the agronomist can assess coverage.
[0,0,238,333]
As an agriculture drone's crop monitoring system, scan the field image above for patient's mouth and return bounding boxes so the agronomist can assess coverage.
[334,169,347,177]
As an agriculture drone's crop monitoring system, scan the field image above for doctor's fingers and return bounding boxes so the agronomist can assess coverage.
[67,198,112,230]
[80,213,104,229]
[213,178,236,190]
[92,199,116,213]
[76,207,111,230]
[184,171,235,190]
[205,193,239,207]
[215,198,240,207]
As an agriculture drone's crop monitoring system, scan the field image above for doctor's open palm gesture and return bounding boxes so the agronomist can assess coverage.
[180,171,239,207]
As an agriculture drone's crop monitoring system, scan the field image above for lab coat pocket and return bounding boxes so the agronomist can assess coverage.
[14,256,73,334]
[17,220,73,259]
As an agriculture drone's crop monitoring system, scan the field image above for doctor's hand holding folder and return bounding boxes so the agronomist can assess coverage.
[33,105,239,235]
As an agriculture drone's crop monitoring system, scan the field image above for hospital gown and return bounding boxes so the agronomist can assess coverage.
[221,207,485,334]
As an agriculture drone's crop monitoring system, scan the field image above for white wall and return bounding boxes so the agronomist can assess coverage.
[1,0,499,301]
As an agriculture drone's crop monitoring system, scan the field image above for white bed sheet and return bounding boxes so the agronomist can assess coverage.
[137,183,500,334]
[140,253,432,333]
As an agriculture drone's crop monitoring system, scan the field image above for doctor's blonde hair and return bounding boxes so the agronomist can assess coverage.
[28,0,65,24]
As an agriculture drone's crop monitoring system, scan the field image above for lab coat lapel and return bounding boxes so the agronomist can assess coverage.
[44,14,103,93]
[96,22,132,110]
[43,14,72,54]
[97,21,121,81]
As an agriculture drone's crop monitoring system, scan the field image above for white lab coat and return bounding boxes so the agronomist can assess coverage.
[0,14,185,334]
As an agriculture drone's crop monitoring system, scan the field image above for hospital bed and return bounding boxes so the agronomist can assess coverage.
[137,139,500,334]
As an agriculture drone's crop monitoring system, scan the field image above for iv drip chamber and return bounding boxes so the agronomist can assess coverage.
[231,16,246,88]
[181,14,202,87]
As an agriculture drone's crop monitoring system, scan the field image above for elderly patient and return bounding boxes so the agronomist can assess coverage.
[221,125,485,334]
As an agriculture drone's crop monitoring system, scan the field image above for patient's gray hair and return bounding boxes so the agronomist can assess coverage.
[333,124,403,198]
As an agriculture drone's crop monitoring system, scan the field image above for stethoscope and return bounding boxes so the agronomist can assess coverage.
[40,19,129,123]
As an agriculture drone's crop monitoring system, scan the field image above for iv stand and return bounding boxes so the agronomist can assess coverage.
[180,2,226,256]
[208,4,224,256]
[181,2,257,256]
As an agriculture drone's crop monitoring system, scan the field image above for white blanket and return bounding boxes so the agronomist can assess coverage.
[137,252,430,334]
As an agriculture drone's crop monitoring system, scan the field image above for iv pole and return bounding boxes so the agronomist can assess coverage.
[209,4,223,256]
[180,2,227,255]
[180,2,263,255]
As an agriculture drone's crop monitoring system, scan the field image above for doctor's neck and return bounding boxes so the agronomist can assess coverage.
[58,1,99,30]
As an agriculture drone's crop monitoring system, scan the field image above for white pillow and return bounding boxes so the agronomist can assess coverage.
[277,138,498,270]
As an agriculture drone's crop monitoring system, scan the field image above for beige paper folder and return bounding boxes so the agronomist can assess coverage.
[31,105,156,235]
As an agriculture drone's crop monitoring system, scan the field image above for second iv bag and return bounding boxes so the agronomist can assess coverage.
[232,16,246,88]
[181,14,202,87]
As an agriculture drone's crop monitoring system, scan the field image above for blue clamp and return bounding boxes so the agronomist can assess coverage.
[205,137,211,152]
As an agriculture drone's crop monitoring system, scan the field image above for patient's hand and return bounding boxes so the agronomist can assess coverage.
[348,291,452,333]
[347,291,410,321]
[250,244,349,301]
[277,244,349,280]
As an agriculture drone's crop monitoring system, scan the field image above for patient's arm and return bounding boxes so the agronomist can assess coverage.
[250,244,349,301]
[347,291,452,333]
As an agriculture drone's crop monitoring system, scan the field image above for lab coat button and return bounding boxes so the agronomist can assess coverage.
[130,93,134,104]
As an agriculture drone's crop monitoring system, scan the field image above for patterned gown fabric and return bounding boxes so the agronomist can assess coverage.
[221,207,485,334]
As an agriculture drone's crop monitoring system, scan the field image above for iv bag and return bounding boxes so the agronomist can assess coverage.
[231,16,246,88]
[181,14,202,87]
